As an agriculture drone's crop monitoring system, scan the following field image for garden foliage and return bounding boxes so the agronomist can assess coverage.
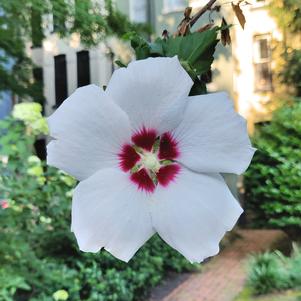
[279,49,301,97]
[244,101,301,236]
[247,245,301,295]
[0,105,195,301]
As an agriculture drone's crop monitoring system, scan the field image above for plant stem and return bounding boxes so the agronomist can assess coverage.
[190,0,218,27]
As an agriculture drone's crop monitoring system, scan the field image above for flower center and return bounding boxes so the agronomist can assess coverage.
[118,127,181,192]
[141,152,161,172]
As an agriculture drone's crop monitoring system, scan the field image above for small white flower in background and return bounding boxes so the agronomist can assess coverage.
[27,155,46,185]
[27,155,41,164]
[52,289,69,301]
[12,103,42,123]
[106,36,134,65]
[12,102,49,135]
[47,56,255,263]
[0,155,9,166]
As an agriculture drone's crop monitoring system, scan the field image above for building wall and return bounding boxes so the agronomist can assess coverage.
[30,34,112,117]
[30,0,135,117]
[30,0,280,128]
[232,1,281,130]
[148,0,280,128]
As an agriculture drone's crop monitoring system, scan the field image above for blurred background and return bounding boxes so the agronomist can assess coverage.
[0,1,300,301]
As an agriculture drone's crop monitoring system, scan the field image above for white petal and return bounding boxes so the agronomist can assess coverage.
[151,167,243,263]
[173,92,255,175]
[105,56,193,133]
[71,168,155,262]
[47,84,131,180]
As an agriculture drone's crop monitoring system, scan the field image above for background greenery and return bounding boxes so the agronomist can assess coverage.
[269,0,301,97]
[244,101,301,239]
[246,246,301,295]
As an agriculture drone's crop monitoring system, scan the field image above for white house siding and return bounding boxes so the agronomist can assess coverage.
[232,2,282,129]
[30,33,112,117]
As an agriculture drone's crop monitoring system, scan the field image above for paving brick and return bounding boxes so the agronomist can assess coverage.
[149,229,289,301]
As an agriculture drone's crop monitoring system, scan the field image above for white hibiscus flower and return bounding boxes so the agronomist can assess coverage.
[47,56,255,263]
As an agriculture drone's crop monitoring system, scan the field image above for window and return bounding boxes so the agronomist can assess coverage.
[163,0,187,13]
[253,34,272,92]
[77,51,90,87]
[54,54,68,108]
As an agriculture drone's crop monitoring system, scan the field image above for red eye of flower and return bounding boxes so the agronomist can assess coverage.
[118,128,180,192]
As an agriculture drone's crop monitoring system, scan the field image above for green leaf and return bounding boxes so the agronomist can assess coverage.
[189,80,207,96]
[124,32,151,59]
[149,39,165,56]
[115,60,127,68]
[165,29,218,61]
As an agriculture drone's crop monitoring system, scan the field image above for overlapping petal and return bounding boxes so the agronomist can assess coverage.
[47,85,131,180]
[71,168,155,262]
[45,57,254,263]
[172,92,256,175]
[150,168,243,263]
[105,56,193,134]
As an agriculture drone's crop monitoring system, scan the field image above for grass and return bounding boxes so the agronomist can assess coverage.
[234,288,301,301]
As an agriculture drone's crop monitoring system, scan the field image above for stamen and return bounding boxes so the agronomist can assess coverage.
[119,129,181,192]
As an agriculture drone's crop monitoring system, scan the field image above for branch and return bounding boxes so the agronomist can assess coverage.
[190,0,218,27]
[174,0,218,36]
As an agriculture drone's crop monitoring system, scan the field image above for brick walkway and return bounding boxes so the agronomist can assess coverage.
[150,229,289,301]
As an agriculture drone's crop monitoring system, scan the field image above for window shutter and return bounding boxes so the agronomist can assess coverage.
[77,50,90,87]
[54,54,68,107]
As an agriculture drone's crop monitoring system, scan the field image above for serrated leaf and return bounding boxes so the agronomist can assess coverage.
[186,30,218,65]
[165,29,218,64]
[124,32,151,59]
[232,2,246,29]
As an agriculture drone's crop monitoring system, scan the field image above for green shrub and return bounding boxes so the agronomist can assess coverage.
[247,245,301,295]
[279,50,301,97]
[244,101,301,237]
[247,252,290,294]
[0,105,195,301]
